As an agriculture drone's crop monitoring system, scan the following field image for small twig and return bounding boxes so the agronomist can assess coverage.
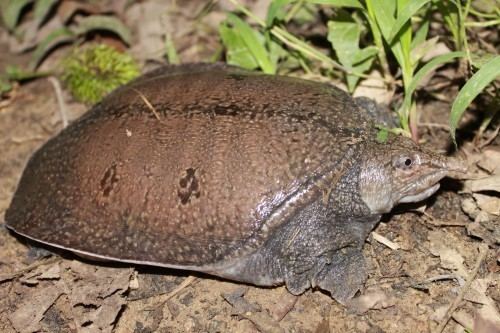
[130,275,196,302]
[132,88,161,120]
[478,125,500,149]
[48,77,68,128]
[268,290,298,322]
[418,122,451,131]
[0,257,60,284]
[162,275,196,301]
[371,232,400,250]
[411,274,466,291]
[434,245,488,333]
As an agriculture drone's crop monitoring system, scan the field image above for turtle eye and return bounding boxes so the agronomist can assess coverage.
[394,155,415,169]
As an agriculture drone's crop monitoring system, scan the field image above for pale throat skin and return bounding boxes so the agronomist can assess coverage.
[359,136,467,214]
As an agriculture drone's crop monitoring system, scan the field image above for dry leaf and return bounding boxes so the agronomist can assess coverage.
[473,193,500,216]
[345,290,395,315]
[469,277,500,329]
[474,314,500,333]
[222,287,261,314]
[239,310,285,333]
[422,42,452,62]
[126,1,166,61]
[477,149,500,174]
[267,289,298,321]
[428,230,467,276]
[353,70,393,105]
[62,261,132,332]
[8,280,64,333]
[465,175,500,193]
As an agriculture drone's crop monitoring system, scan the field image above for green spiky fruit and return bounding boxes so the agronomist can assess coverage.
[62,44,139,104]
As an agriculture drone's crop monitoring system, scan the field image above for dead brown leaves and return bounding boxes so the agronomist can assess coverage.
[4,260,132,333]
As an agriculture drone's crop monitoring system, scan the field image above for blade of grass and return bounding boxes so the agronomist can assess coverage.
[410,13,430,50]
[266,0,293,25]
[400,51,465,116]
[227,13,275,73]
[34,0,59,26]
[398,50,465,133]
[450,55,500,143]
[368,0,395,39]
[73,15,132,45]
[306,0,363,8]
[30,27,75,69]
[164,33,180,64]
[219,21,259,69]
[2,0,32,31]
[388,0,431,42]
[364,0,390,79]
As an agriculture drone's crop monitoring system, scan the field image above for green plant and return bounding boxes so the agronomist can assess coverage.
[219,0,500,143]
[61,44,139,104]
[0,0,132,70]
[0,65,50,97]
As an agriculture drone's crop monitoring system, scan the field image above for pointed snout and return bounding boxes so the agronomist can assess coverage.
[432,155,468,177]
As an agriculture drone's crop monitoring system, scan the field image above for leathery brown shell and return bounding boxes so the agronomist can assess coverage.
[6,63,372,267]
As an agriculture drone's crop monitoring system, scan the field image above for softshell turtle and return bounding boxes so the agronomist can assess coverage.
[5,63,465,303]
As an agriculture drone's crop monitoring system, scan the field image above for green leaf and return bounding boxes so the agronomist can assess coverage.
[226,13,275,73]
[5,65,49,81]
[450,55,500,142]
[376,128,389,143]
[30,27,75,69]
[305,0,363,8]
[435,1,462,50]
[410,35,438,68]
[73,15,132,45]
[266,0,293,26]
[220,21,259,69]
[400,51,465,117]
[349,47,377,88]
[470,52,498,68]
[410,13,430,50]
[268,35,288,68]
[2,0,33,31]
[0,77,13,95]
[369,0,396,39]
[346,57,375,91]
[352,46,378,64]
[406,52,465,101]
[165,34,180,65]
[328,13,376,91]
[327,16,361,67]
[34,0,59,26]
[388,0,431,42]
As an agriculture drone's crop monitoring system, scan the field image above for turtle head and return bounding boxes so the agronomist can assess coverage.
[358,136,466,214]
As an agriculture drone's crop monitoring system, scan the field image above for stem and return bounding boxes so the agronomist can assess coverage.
[364,0,391,84]
[465,19,500,27]
[285,0,305,23]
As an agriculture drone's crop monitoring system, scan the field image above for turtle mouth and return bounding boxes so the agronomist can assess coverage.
[398,182,440,203]
[395,169,447,204]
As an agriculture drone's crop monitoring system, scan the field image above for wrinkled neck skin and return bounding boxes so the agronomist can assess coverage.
[358,143,394,214]
[326,160,379,221]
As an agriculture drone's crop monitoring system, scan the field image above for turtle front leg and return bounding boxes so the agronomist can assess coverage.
[311,246,368,304]
[275,201,380,303]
